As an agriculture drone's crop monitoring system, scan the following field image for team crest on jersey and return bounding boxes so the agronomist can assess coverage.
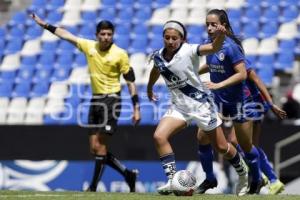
[218,52,225,61]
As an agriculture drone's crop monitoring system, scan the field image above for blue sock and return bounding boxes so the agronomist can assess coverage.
[236,144,245,159]
[160,153,176,179]
[198,144,215,181]
[257,147,277,183]
[244,146,262,183]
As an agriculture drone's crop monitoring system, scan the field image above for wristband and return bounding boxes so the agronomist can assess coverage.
[44,23,57,33]
[131,94,139,106]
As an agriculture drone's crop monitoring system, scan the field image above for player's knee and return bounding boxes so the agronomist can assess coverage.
[153,132,167,145]
[215,143,229,154]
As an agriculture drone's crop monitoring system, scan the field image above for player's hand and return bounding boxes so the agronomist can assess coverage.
[30,13,46,28]
[132,106,141,126]
[147,89,158,102]
[215,24,227,35]
[271,104,287,120]
[204,81,221,90]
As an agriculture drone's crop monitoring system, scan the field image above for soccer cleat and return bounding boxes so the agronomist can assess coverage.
[262,173,269,186]
[85,186,96,192]
[236,173,249,196]
[269,180,284,195]
[248,179,265,194]
[125,169,139,192]
[157,179,173,195]
[196,179,218,194]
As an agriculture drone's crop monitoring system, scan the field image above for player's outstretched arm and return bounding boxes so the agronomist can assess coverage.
[248,69,287,119]
[30,13,78,46]
[198,24,226,55]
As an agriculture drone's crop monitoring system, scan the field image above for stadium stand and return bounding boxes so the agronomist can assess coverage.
[0,0,299,125]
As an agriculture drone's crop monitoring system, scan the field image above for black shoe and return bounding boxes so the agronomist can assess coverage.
[197,179,218,194]
[248,179,265,194]
[125,169,139,192]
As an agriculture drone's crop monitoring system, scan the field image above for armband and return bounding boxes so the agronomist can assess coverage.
[44,23,57,34]
[131,94,139,106]
[123,67,135,82]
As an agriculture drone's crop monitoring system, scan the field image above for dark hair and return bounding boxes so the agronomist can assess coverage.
[207,9,243,51]
[163,20,187,41]
[96,20,115,33]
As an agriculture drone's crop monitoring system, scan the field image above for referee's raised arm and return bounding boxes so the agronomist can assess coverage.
[30,13,78,46]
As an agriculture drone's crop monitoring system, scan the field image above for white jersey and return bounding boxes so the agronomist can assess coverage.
[153,43,212,112]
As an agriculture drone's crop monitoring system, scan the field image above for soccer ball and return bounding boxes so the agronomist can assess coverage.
[171,170,197,196]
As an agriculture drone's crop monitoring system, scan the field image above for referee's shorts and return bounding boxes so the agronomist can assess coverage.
[87,92,121,135]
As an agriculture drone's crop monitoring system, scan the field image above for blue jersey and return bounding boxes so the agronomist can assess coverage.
[206,37,249,105]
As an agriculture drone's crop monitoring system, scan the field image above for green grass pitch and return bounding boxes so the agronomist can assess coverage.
[0,191,299,200]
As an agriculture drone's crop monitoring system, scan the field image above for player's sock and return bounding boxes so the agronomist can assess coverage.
[236,144,245,158]
[160,153,176,179]
[228,152,248,176]
[89,154,106,191]
[106,152,127,176]
[244,146,262,183]
[198,144,215,181]
[257,147,277,183]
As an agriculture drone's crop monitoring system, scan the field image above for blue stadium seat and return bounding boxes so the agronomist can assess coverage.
[78,24,96,40]
[20,55,37,68]
[150,25,163,37]
[114,35,130,49]
[279,39,296,53]
[132,8,152,24]
[231,21,241,34]
[256,67,274,86]
[7,26,24,40]
[44,114,63,125]
[24,25,43,40]
[8,11,27,27]
[275,52,294,71]
[279,6,298,23]
[101,0,117,8]
[4,39,23,55]
[57,40,76,53]
[117,0,135,10]
[260,0,280,8]
[30,81,50,97]
[0,26,7,40]
[37,51,56,70]
[260,6,279,24]
[128,37,148,54]
[152,0,171,8]
[256,55,275,69]
[187,25,205,37]
[132,23,148,38]
[51,67,71,82]
[147,37,163,53]
[279,0,299,8]
[33,68,52,83]
[41,41,58,52]
[98,7,116,21]
[241,6,261,24]
[134,0,152,9]
[15,66,35,83]
[258,22,278,39]
[28,0,47,11]
[227,9,242,23]
[0,80,14,97]
[0,70,16,81]
[73,54,87,68]
[244,0,260,7]
[242,22,259,38]
[115,24,131,36]
[115,8,134,26]
[81,11,98,24]
[56,52,73,68]
[46,10,63,24]
[12,82,31,97]
[46,0,65,11]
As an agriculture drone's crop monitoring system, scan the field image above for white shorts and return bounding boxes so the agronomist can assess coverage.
[162,100,222,131]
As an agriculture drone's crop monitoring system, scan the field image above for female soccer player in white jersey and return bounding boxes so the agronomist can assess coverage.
[147,20,249,196]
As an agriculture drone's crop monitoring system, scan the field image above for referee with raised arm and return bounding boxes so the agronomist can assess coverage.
[31,14,141,192]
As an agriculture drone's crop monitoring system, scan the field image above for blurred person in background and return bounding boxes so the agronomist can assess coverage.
[30,14,141,192]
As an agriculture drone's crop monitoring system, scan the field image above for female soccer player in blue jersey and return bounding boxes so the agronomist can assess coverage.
[196,9,263,194]
[147,20,249,196]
